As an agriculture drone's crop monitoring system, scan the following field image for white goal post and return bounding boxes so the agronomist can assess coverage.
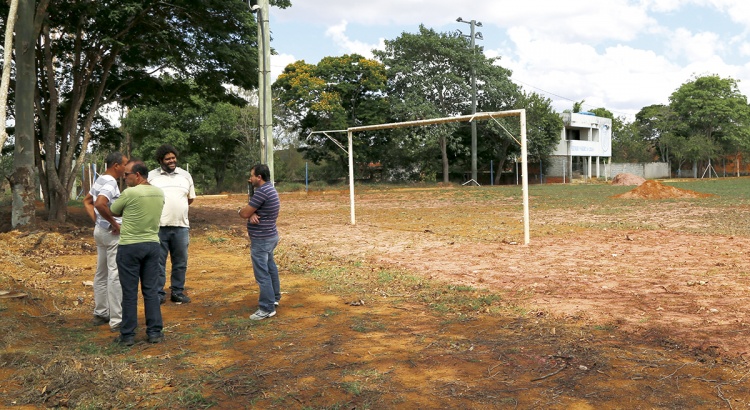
[314,109,530,245]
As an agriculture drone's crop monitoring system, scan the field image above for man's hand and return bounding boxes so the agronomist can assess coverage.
[110,223,121,235]
[249,214,260,224]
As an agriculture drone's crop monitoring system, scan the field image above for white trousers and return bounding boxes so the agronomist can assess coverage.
[93,225,122,328]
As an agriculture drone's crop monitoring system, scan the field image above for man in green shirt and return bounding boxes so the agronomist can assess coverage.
[110,160,165,346]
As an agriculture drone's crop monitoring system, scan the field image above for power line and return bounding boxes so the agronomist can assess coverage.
[513,78,634,118]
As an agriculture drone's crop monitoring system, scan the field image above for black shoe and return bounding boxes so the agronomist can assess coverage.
[147,333,164,344]
[113,335,135,347]
[92,315,109,326]
[159,295,166,305]
[170,293,191,304]
[110,323,122,333]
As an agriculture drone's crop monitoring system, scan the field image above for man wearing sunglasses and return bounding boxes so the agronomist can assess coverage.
[110,161,165,346]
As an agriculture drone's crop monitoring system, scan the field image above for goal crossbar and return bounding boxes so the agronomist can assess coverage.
[322,109,529,244]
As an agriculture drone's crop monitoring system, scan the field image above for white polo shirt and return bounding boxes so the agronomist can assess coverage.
[148,166,196,227]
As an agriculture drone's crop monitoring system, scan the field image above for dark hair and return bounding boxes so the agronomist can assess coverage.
[252,164,270,182]
[130,161,149,178]
[105,151,125,168]
[154,144,178,163]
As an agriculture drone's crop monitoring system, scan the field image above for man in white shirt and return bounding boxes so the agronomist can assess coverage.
[83,151,128,331]
[148,144,196,304]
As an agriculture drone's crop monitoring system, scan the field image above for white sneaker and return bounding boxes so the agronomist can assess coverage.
[249,309,276,320]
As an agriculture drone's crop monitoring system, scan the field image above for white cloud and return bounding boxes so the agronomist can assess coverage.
[325,21,385,59]
[270,0,750,116]
[667,28,723,62]
[270,53,297,83]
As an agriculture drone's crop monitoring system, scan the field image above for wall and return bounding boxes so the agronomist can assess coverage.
[606,162,670,179]
[544,157,670,180]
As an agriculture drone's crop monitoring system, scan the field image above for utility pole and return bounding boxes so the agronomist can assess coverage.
[456,17,483,185]
[250,0,274,183]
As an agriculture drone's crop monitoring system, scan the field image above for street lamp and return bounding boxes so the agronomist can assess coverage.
[456,17,482,185]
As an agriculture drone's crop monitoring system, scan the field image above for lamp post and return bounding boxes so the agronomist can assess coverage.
[456,17,482,185]
[250,0,274,183]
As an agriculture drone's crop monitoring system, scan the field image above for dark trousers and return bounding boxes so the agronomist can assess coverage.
[157,226,190,296]
[117,242,163,338]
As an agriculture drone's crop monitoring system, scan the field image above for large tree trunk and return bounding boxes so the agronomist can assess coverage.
[0,0,19,150]
[440,134,449,183]
[493,140,512,185]
[11,0,36,229]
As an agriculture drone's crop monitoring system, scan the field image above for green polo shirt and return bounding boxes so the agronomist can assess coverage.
[110,184,164,245]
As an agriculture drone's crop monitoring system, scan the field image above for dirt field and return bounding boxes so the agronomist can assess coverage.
[3,181,750,409]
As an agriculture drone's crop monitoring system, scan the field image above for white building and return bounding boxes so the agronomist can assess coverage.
[545,112,612,181]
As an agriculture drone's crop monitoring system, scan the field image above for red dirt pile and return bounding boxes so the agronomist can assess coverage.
[611,173,646,186]
[614,179,713,199]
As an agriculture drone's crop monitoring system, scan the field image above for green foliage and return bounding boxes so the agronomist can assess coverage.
[633,104,678,161]
[123,81,260,193]
[374,26,476,181]
[668,75,750,162]
[274,55,389,175]
[0,0,291,220]
[612,120,654,163]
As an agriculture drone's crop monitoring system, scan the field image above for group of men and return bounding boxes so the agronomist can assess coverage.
[83,145,280,346]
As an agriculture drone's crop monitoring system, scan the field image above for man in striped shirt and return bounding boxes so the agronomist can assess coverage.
[238,164,281,320]
[83,151,128,332]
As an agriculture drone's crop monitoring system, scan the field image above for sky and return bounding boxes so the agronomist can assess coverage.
[267,0,750,121]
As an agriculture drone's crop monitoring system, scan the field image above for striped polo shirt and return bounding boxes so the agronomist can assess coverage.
[246,182,280,239]
[89,174,122,229]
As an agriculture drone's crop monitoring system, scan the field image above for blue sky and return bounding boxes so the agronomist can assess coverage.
[267,0,750,120]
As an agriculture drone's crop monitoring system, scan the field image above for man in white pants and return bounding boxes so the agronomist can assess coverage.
[83,152,128,332]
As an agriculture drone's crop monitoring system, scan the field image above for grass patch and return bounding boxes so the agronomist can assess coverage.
[206,235,228,244]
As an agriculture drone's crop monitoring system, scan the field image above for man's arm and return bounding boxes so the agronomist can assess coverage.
[238,204,257,219]
[83,193,97,223]
[94,195,121,234]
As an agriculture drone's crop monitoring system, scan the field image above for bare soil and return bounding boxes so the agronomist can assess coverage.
[2,183,750,409]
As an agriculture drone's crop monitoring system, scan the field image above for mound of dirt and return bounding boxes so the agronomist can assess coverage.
[614,179,713,199]
[611,173,646,186]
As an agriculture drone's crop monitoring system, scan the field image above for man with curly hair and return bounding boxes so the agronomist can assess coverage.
[148,144,196,305]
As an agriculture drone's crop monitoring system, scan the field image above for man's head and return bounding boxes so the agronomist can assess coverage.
[249,164,270,188]
[155,144,179,173]
[105,151,128,178]
[124,160,149,188]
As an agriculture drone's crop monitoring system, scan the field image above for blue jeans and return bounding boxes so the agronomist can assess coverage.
[157,226,190,296]
[116,242,163,338]
[250,235,280,312]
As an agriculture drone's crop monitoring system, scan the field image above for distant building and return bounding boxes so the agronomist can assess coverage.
[545,112,612,182]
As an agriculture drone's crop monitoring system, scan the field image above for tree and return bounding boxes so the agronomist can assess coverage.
[572,100,585,113]
[478,90,560,185]
[612,120,653,163]
[634,104,678,162]
[374,25,477,183]
[0,0,18,151]
[123,87,259,193]
[0,0,291,222]
[668,75,750,176]
[274,55,388,177]
[11,0,36,228]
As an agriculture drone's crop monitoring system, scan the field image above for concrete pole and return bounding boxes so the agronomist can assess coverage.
[470,21,478,183]
[256,0,274,183]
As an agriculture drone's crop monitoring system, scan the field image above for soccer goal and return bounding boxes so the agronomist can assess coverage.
[310,109,530,245]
